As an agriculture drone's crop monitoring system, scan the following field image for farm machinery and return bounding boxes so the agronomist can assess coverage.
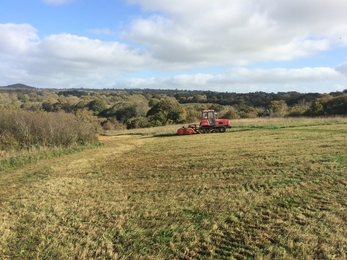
[177,110,231,135]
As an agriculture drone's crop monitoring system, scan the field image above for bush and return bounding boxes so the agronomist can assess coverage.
[126,117,150,129]
[146,99,186,125]
[325,95,347,115]
[88,99,107,115]
[221,108,240,119]
[0,110,100,151]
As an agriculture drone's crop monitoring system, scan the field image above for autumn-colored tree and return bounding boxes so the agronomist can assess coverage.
[268,100,288,117]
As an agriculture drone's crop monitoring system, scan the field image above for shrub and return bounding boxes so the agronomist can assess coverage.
[221,108,240,119]
[146,99,186,125]
[0,110,100,151]
[268,100,288,117]
[325,95,347,115]
[126,117,150,129]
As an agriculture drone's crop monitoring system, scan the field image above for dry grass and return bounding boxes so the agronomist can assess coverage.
[0,110,100,151]
[1,117,347,259]
[0,110,101,171]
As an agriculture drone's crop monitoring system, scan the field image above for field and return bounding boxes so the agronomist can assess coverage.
[1,117,347,259]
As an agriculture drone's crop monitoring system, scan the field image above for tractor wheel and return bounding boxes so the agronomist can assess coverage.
[219,127,226,133]
[200,128,208,134]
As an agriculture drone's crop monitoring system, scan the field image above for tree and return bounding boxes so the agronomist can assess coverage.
[307,101,324,116]
[126,117,150,129]
[146,99,186,125]
[268,100,288,117]
[287,99,310,117]
[222,107,240,119]
[115,105,137,122]
[325,95,347,115]
[88,99,107,115]
[192,94,206,103]
[148,98,160,107]
[17,93,30,102]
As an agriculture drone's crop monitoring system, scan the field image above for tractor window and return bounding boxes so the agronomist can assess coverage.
[208,112,214,119]
[208,112,215,125]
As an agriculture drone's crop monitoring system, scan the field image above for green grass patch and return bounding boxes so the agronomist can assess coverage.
[1,118,347,259]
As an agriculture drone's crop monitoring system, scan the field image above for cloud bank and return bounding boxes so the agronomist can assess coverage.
[119,67,346,92]
[124,0,347,66]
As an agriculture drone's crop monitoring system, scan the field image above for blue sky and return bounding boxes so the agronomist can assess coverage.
[1,0,347,93]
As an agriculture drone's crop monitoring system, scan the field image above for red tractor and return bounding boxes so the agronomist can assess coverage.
[177,110,231,135]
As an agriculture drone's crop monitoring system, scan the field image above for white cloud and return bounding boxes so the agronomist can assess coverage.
[124,0,347,66]
[0,23,38,55]
[2,0,347,91]
[221,67,345,84]
[333,84,347,92]
[336,62,347,77]
[119,67,347,92]
[0,24,154,88]
[0,22,345,91]
[36,34,148,71]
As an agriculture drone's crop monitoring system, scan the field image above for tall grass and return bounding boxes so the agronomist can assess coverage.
[0,110,101,170]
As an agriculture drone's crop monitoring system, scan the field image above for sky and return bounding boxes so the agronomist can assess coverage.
[1,0,347,93]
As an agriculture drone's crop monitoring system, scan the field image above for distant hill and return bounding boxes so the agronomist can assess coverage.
[1,83,36,89]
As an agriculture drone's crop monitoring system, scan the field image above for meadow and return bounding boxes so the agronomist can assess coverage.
[1,117,347,259]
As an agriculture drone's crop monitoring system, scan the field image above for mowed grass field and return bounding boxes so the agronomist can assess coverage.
[1,118,347,259]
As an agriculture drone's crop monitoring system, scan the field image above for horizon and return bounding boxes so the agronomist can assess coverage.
[3,82,346,95]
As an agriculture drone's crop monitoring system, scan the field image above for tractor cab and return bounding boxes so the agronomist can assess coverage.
[200,110,217,127]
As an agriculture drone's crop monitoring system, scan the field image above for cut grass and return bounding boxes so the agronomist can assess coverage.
[1,118,347,259]
[0,143,103,171]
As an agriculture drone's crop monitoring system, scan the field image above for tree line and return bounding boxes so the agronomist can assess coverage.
[1,85,347,130]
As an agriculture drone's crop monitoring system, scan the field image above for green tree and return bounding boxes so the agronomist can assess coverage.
[116,105,137,121]
[88,99,107,115]
[307,101,324,116]
[325,95,347,115]
[148,98,160,107]
[146,99,186,125]
[17,93,30,102]
[126,117,150,129]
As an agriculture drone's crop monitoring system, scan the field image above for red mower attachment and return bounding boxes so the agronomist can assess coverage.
[177,124,198,135]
